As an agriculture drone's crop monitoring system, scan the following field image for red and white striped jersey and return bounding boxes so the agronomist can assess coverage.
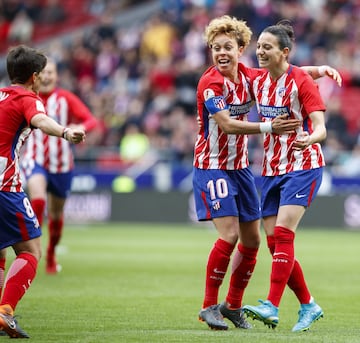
[22,88,97,174]
[193,64,253,170]
[250,65,326,176]
[0,86,47,192]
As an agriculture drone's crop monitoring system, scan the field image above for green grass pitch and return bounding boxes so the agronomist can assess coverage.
[7,222,360,342]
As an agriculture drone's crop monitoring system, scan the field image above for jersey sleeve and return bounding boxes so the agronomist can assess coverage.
[21,94,47,125]
[64,90,98,131]
[198,72,229,116]
[298,72,326,116]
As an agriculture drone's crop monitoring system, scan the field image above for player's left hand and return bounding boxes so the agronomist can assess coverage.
[320,65,342,87]
[293,131,311,150]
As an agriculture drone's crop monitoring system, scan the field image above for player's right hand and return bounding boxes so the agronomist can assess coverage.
[65,128,86,144]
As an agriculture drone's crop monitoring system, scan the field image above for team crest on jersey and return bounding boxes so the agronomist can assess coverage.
[0,91,9,102]
[277,87,287,97]
[212,200,221,210]
[204,88,215,100]
[213,97,227,110]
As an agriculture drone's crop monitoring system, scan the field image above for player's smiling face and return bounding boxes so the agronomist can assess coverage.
[39,60,58,94]
[210,34,243,81]
[256,32,287,70]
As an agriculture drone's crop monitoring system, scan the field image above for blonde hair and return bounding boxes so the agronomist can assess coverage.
[204,15,252,48]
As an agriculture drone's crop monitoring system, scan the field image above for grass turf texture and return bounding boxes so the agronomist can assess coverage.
[7,223,360,342]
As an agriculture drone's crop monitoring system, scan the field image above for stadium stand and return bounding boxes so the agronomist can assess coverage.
[0,0,359,187]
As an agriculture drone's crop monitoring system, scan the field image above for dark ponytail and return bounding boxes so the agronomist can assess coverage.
[263,19,295,51]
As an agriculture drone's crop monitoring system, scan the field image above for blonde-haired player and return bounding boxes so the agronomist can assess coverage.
[194,15,341,331]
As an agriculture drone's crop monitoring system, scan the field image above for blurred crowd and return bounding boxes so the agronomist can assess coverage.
[0,0,72,46]
[1,0,360,177]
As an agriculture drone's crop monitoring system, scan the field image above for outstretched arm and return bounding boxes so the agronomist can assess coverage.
[302,65,342,87]
[214,111,300,135]
[31,113,86,144]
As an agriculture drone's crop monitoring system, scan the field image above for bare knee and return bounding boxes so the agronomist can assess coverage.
[12,238,42,261]
[239,220,261,248]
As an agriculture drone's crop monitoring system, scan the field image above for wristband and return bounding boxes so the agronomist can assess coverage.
[62,128,70,140]
[259,121,272,133]
[318,65,327,77]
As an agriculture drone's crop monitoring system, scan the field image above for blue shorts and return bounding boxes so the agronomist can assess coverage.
[261,168,323,217]
[0,192,42,249]
[192,167,261,222]
[24,163,73,199]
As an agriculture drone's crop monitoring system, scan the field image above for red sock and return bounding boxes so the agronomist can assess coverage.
[287,259,311,304]
[31,198,46,227]
[202,239,235,309]
[266,235,275,255]
[47,216,64,263]
[267,226,295,307]
[0,257,5,298]
[226,244,258,308]
[267,235,310,304]
[1,253,38,310]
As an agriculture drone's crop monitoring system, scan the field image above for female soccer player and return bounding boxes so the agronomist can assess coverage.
[194,15,303,331]
[21,58,97,274]
[0,45,85,338]
[242,20,329,332]
[194,15,341,331]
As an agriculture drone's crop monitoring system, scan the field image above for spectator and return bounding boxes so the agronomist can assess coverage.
[38,0,66,24]
[0,0,358,181]
[119,122,150,165]
[7,9,34,43]
[140,14,177,61]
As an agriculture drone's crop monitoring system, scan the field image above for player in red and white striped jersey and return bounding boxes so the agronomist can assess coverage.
[193,15,301,331]
[0,45,85,338]
[248,66,326,177]
[21,58,97,274]
[194,16,342,332]
[242,20,337,332]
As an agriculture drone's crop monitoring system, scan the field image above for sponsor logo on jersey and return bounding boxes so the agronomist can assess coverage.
[228,101,252,117]
[259,104,290,118]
